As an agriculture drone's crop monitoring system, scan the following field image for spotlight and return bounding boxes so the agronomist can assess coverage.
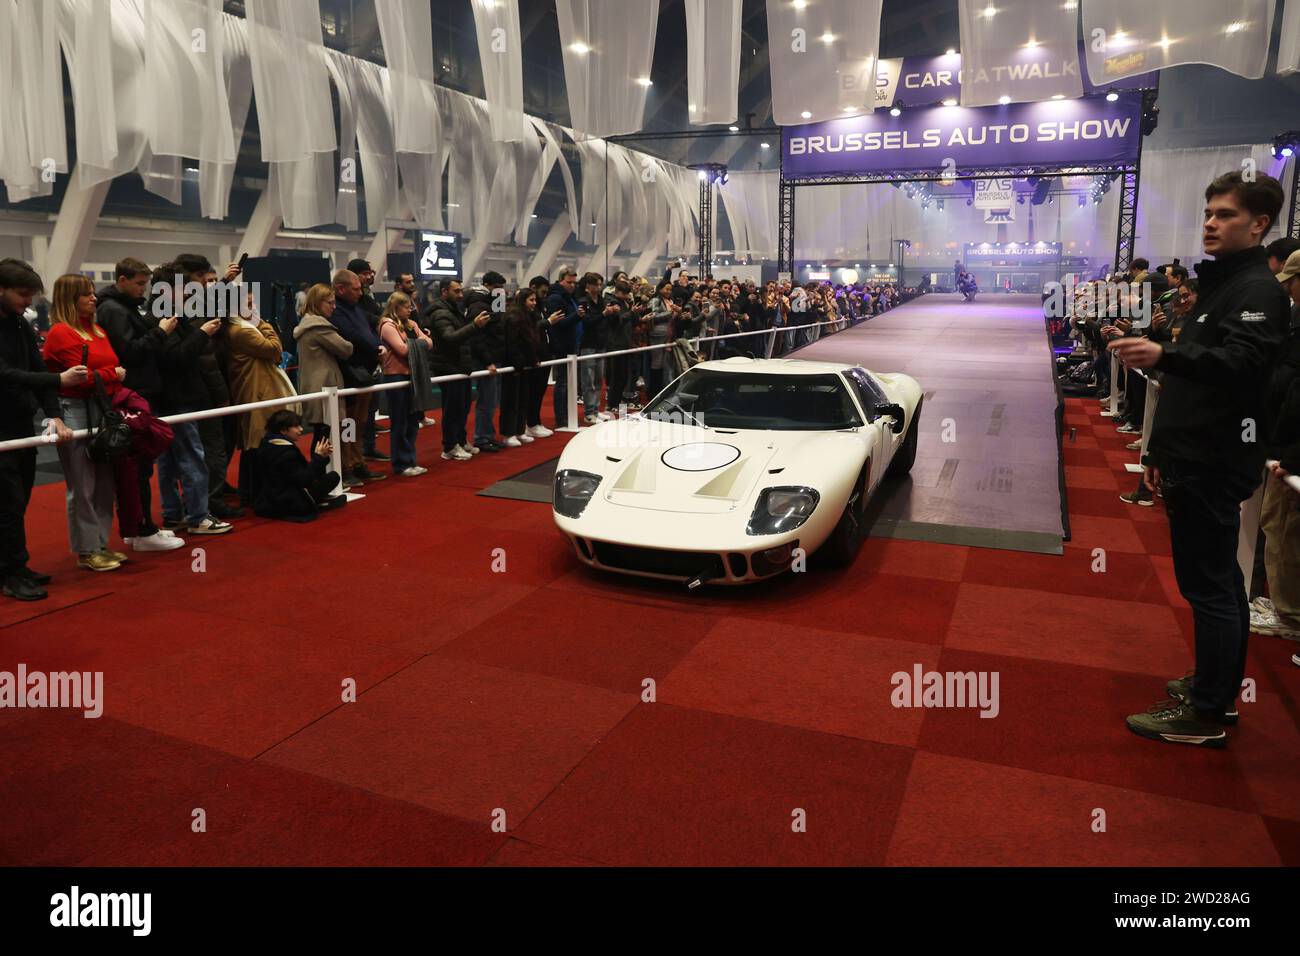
[890,105,902,117]
[1030,178,1052,206]
[1105,90,1119,102]
[1272,131,1300,158]
[1141,105,1160,136]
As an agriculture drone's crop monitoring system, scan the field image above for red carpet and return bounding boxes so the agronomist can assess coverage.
[1,397,1297,866]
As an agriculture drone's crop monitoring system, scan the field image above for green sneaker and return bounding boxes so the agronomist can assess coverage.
[1166,676,1239,724]
[1126,699,1227,748]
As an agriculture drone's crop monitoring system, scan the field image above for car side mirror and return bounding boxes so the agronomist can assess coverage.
[874,402,906,433]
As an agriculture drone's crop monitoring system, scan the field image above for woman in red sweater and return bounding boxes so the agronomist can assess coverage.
[42,275,127,573]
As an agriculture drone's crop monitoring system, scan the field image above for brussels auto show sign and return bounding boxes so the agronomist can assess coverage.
[782,93,1143,178]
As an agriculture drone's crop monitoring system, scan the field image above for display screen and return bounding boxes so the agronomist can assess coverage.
[412,230,463,280]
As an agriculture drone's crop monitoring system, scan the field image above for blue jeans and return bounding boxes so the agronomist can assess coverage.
[474,374,500,444]
[158,420,209,525]
[383,375,420,471]
[579,349,603,412]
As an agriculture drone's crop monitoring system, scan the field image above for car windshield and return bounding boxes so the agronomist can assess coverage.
[642,369,864,431]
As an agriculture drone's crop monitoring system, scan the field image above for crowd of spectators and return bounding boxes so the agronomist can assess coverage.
[0,249,900,603]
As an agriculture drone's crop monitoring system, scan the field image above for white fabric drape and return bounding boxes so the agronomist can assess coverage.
[199,13,252,220]
[143,0,233,164]
[684,0,742,126]
[336,53,399,233]
[958,0,1083,105]
[244,0,334,162]
[0,0,68,202]
[555,0,660,138]
[1279,0,1300,75]
[1082,0,1276,83]
[765,0,882,124]
[719,171,779,257]
[269,152,336,229]
[1135,144,1292,262]
[375,0,442,156]
[470,0,525,142]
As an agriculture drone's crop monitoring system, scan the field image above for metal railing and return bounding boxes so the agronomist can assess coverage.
[0,311,863,493]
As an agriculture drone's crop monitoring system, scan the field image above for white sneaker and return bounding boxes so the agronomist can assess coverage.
[1250,596,1275,615]
[527,425,553,438]
[503,436,522,447]
[1125,440,1142,451]
[1250,606,1282,630]
[462,443,481,455]
[441,447,472,461]
[131,531,186,552]
[156,528,179,539]
[584,415,601,425]
[516,433,535,444]
[401,466,428,476]
[419,417,437,428]
[596,411,615,422]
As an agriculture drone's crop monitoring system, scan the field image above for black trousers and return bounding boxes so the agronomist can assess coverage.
[499,371,525,438]
[198,417,228,502]
[136,457,159,536]
[527,367,548,427]
[1162,460,1258,715]
[0,442,36,579]
[1125,368,1146,427]
[440,380,471,451]
[607,355,630,409]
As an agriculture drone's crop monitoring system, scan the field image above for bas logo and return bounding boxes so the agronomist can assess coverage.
[50,886,151,936]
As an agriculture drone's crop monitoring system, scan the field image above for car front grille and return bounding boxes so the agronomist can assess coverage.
[591,541,727,580]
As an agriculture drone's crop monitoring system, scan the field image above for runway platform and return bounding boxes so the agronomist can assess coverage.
[799,292,1066,554]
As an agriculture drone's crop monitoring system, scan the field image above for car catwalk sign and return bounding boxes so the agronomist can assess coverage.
[782,93,1142,178]
[872,49,1155,109]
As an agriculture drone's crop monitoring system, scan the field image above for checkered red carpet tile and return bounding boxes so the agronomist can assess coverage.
[1,398,1296,866]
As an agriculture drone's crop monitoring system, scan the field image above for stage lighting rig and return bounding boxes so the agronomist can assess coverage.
[1272,131,1300,158]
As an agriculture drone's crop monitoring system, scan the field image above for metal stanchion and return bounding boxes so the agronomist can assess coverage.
[322,385,346,497]
[1101,352,1120,418]
[561,353,580,432]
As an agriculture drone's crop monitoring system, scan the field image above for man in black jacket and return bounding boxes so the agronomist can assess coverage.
[97,257,184,551]
[1111,171,1290,747]
[544,268,582,428]
[465,271,507,452]
[151,261,233,536]
[346,258,388,464]
[425,279,488,460]
[1254,249,1300,640]
[329,268,386,484]
[0,260,76,601]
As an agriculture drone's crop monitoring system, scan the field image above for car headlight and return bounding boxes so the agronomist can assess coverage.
[553,469,602,518]
[746,486,820,536]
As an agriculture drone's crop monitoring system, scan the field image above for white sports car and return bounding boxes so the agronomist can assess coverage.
[552,357,923,586]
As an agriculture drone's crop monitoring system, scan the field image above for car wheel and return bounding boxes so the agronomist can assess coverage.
[822,463,869,565]
[887,398,922,479]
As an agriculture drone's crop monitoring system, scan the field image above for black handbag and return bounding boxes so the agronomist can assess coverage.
[81,344,132,463]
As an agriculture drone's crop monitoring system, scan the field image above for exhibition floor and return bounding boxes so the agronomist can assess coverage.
[2,388,1297,867]
[801,292,1067,553]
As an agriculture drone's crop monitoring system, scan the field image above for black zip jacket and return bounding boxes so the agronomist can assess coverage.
[1146,246,1290,482]
[157,315,219,414]
[424,297,478,376]
[464,286,507,367]
[97,285,166,402]
[0,307,60,436]
[1267,304,1300,470]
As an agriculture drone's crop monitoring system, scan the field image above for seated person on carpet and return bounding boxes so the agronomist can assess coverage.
[254,410,347,522]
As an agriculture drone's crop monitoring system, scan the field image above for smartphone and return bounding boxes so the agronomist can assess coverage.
[237,252,249,270]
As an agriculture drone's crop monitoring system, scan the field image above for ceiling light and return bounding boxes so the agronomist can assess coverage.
[821,32,836,44]
[1051,94,1065,100]
[793,0,807,8]
[843,106,857,113]
[1062,1,1077,8]
[569,42,589,55]
[1024,39,1039,50]
[801,110,812,119]
[982,4,997,18]
[890,105,902,117]
[1105,90,1119,102]
[1225,21,1246,34]
[942,98,957,107]
[689,103,697,112]
[728,125,739,132]
[760,142,770,149]
[1157,36,1173,50]
[636,77,652,87]
[998,95,1011,105]
[945,48,957,56]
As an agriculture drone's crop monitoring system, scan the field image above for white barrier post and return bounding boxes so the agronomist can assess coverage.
[561,353,580,432]
[323,385,345,496]
[765,328,777,359]
[1238,473,1266,594]
[1125,375,1158,474]
[1101,352,1120,417]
